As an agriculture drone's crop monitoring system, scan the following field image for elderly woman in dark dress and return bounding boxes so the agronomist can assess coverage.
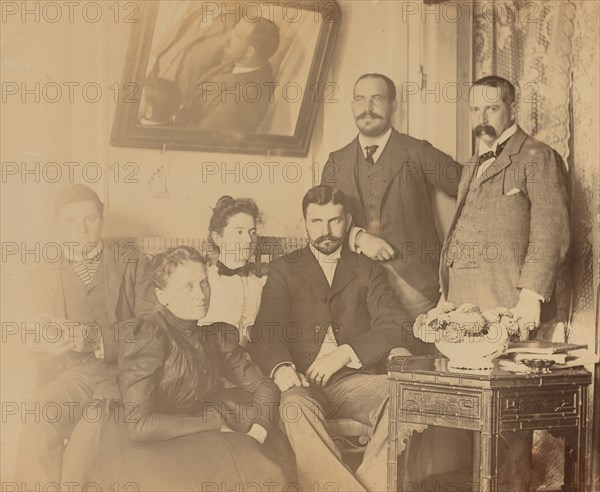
[93,246,291,490]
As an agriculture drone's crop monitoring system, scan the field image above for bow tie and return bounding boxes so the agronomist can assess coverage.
[217,261,253,277]
[477,139,509,166]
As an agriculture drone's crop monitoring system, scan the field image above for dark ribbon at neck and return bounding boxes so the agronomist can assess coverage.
[217,261,253,277]
[478,138,510,166]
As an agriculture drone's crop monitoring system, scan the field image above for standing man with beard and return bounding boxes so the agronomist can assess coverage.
[249,185,422,492]
[322,73,462,324]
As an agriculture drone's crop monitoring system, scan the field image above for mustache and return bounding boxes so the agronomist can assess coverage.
[474,124,497,138]
[316,235,340,243]
[357,111,383,120]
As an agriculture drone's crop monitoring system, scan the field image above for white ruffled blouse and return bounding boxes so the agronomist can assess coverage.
[200,264,266,345]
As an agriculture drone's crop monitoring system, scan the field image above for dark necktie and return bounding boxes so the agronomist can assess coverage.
[217,261,253,277]
[365,145,379,165]
[477,150,495,166]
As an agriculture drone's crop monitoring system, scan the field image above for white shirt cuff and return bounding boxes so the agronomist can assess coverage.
[349,227,365,254]
[270,361,296,379]
[94,333,105,359]
[339,344,362,369]
[519,288,544,302]
[247,423,267,444]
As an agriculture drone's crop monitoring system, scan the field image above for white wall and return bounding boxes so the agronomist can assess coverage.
[2,1,465,246]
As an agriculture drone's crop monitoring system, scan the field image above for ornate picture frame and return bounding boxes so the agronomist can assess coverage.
[110,0,341,156]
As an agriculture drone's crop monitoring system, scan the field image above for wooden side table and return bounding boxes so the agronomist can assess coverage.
[387,356,591,492]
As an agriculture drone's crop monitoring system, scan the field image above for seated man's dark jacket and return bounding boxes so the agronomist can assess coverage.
[30,238,157,381]
[249,246,414,377]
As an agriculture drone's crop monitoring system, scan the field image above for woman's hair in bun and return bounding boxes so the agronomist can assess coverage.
[215,195,235,209]
[208,196,261,249]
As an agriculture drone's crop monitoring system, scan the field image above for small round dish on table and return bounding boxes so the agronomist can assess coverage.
[519,358,556,373]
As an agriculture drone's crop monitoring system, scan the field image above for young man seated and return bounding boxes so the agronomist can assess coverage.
[16,184,157,487]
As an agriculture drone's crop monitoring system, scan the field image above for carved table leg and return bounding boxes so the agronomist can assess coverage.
[473,430,481,487]
[563,384,589,492]
[563,428,587,491]
[479,390,499,492]
[479,430,499,492]
[388,381,399,492]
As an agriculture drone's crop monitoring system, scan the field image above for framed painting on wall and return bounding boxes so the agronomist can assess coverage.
[110,0,341,156]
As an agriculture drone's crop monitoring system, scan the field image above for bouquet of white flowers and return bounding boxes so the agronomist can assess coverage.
[413,302,532,344]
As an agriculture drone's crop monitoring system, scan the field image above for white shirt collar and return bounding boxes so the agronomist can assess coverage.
[139,118,171,126]
[309,244,342,286]
[232,65,261,75]
[478,123,517,156]
[358,127,393,163]
[308,244,342,265]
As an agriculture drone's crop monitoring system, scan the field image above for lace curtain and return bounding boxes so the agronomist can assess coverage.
[474,0,599,349]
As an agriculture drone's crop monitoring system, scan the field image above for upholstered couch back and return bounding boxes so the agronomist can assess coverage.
[134,235,309,276]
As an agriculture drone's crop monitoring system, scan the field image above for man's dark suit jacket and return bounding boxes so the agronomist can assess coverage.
[177,63,274,133]
[249,246,414,377]
[322,129,462,304]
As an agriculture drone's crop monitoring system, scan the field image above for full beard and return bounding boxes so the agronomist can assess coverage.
[311,235,342,255]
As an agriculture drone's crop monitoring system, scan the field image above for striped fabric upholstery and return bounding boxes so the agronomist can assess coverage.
[135,236,309,276]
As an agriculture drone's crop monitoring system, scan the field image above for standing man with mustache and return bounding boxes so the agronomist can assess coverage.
[440,76,570,490]
[322,73,462,328]
[441,75,570,328]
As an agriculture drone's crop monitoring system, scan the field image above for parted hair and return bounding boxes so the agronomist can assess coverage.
[302,185,348,218]
[472,75,516,106]
[151,245,205,289]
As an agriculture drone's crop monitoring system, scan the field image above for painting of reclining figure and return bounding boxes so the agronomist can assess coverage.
[112,0,340,155]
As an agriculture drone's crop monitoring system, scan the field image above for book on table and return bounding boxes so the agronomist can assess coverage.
[505,340,588,355]
[514,352,570,364]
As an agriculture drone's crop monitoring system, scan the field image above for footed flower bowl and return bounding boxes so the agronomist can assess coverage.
[435,336,508,370]
[413,303,524,371]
